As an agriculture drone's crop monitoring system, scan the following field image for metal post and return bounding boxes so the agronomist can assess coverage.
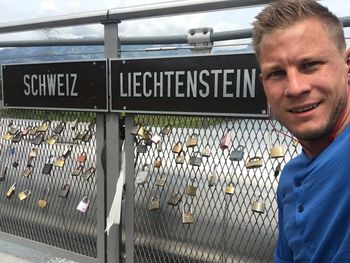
[103,21,121,263]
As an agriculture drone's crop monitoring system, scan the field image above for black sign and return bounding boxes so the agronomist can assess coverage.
[2,60,108,111]
[110,53,267,117]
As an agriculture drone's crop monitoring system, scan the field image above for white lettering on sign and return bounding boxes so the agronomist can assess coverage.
[23,73,78,97]
[118,69,256,98]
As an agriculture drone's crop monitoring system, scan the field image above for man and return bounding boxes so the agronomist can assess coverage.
[252,0,350,262]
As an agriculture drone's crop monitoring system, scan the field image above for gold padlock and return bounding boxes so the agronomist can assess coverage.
[22,165,33,177]
[29,148,38,158]
[246,156,263,169]
[54,156,65,168]
[186,133,198,147]
[36,120,50,132]
[182,204,194,224]
[251,196,265,214]
[172,142,183,154]
[167,192,182,206]
[201,144,212,157]
[18,190,31,201]
[175,151,185,164]
[155,174,166,187]
[2,132,13,141]
[185,179,197,197]
[38,188,49,208]
[6,183,16,199]
[270,146,285,158]
[160,124,172,136]
[46,134,59,145]
[225,182,235,195]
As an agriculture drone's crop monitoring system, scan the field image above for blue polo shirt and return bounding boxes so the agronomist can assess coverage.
[275,124,350,263]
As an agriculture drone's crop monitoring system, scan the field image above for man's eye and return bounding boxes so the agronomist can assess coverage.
[301,61,321,71]
[267,70,284,79]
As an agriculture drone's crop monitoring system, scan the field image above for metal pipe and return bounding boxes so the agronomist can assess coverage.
[0,0,270,34]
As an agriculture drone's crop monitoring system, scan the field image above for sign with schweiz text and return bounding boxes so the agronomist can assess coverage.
[2,60,107,111]
[110,53,267,117]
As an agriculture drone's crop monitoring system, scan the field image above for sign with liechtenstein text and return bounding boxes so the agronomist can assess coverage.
[110,53,268,117]
[2,60,108,111]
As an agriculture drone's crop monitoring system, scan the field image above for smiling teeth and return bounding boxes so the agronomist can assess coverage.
[292,104,318,113]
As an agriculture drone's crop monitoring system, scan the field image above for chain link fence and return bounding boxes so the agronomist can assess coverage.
[130,114,300,263]
[0,109,97,258]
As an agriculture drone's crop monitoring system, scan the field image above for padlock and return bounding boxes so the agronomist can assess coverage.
[29,148,38,158]
[167,192,182,206]
[225,182,235,195]
[53,121,66,134]
[58,184,70,198]
[12,160,19,168]
[81,167,96,181]
[36,120,50,132]
[46,134,59,145]
[73,132,84,141]
[82,129,92,142]
[270,145,285,158]
[274,162,282,178]
[148,195,160,211]
[186,133,198,147]
[70,119,78,131]
[137,140,148,154]
[137,125,147,139]
[229,145,245,161]
[21,126,31,136]
[135,164,150,185]
[220,130,232,150]
[292,139,299,147]
[11,132,23,143]
[28,126,37,136]
[32,133,44,145]
[130,123,141,135]
[2,132,13,141]
[77,151,87,163]
[6,183,16,199]
[172,142,183,154]
[182,204,194,224]
[189,151,202,167]
[246,156,263,169]
[63,144,73,159]
[8,124,20,135]
[143,133,153,146]
[251,196,265,214]
[42,155,54,175]
[156,140,163,152]
[77,196,90,213]
[153,156,162,168]
[185,179,197,197]
[72,165,84,176]
[201,144,212,157]
[18,190,31,201]
[208,174,217,187]
[155,174,166,187]
[151,133,162,144]
[22,165,33,177]
[37,187,50,208]
[54,156,66,168]
[0,166,7,182]
[175,151,185,164]
[160,124,172,136]
[269,131,285,158]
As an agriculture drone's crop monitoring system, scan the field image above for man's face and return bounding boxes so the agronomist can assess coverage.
[259,18,349,140]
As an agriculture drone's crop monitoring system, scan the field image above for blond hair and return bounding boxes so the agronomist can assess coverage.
[252,0,345,57]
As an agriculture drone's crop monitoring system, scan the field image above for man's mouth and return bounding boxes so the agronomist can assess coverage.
[290,103,319,113]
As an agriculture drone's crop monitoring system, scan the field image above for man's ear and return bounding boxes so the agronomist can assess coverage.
[346,48,350,84]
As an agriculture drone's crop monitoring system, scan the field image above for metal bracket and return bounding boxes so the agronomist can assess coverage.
[187,27,213,54]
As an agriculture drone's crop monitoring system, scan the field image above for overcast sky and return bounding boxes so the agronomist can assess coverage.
[0,0,349,44]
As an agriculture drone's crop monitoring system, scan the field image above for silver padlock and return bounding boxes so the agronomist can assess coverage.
[77,196,90,213]
[189,151,202,167]
[148,195,160,211]
[251,196,265,214]
[136,164,150,185]
[182,203,194,224]
[229,145,245,161]
[185,178,197,197]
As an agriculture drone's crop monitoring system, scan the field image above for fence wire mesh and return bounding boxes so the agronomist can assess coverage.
[0,109,97,258]
[131,114,300,263]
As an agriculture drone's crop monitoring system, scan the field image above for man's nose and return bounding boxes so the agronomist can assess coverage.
[284,70,311,97]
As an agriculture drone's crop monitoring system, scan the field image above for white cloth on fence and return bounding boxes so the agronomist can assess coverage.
[105,142,125,235]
